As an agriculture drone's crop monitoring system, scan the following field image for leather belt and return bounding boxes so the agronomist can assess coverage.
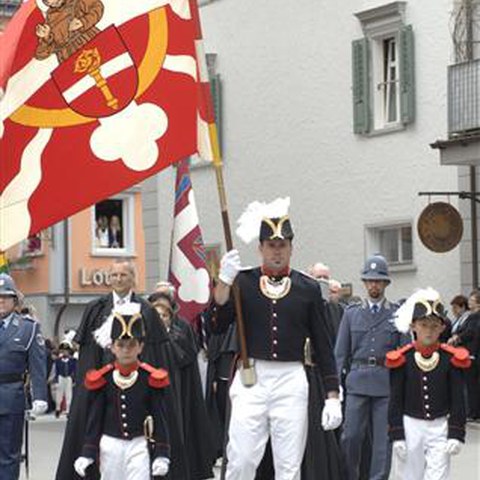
[352,356,385,367]
[0,373,24,384]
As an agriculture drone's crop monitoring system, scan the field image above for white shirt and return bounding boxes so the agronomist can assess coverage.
[113,291,133,309]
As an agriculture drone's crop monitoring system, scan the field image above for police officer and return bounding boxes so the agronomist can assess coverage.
[0,273,47,479]
[335,255,402,480]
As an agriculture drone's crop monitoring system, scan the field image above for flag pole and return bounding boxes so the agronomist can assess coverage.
[192,0,254,386]
[213,139,255,387]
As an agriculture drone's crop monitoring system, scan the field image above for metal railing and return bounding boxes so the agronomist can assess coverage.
[448,58,480,135]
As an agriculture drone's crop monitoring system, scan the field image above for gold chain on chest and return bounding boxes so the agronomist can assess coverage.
[259,275,292,300]
[113,369,139,390]
[414,351,440,372]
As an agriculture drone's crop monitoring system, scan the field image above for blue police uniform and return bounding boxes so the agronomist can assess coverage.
[0,311,47,479]
[334,255,402,480]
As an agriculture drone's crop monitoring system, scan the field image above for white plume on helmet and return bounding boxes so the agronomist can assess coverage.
[93,302,141,348]
[394,287,441,334]
[236,197,291,244]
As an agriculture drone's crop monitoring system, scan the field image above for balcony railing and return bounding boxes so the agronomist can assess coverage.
[448,59,480,136]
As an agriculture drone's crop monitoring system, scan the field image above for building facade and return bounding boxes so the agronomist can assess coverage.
[7,189,147,339]
[144,0,470,304]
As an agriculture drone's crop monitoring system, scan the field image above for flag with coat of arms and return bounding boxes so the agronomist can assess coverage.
[0,0,213,250]
[168,158,210,325]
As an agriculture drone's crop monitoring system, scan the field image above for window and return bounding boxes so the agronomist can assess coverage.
[367,223,414,266]
[17,232,44,259]
[352,2,415,134]
[92,195,134,255]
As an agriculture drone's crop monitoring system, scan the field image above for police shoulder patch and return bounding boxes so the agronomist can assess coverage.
[36,333,45,347]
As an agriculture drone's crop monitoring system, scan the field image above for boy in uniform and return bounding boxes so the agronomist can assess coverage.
[53,340,76,417]
[74,306,171,479]
[386,288,470,480]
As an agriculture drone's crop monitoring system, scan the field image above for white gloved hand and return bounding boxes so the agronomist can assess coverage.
[30,400,48,416]
[219,249,241,286]
[338,385,344,403]
[445,439,462,456]
[393,440,407,460]
[321,398,342,430]
[74,457,94,477]
[152,456,170,476]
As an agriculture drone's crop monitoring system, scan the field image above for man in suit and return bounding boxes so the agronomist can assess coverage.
[0,273,47,480]
[55,259,187,479]
[335,255,402,480]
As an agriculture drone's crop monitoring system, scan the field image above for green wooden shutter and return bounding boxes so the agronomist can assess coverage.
[399,25,415,124]
[210,73,222,149]
[352,38,370,134]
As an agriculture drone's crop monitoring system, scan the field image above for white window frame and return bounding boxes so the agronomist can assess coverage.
[18,232,44,258]
[371,35,401,128]
[365,221,415,270]
[91,194,135,257]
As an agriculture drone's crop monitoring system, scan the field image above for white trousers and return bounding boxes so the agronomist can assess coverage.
[226,360,309,480]
[399,415,450,480]
[99,435,150,480]
[55,376,73,413]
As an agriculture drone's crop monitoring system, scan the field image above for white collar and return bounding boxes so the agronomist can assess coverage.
[113,291,132,306]
[367,298,384,310]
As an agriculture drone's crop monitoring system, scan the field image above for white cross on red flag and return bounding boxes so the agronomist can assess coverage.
[168,158,211,325]
[0,0,205,250]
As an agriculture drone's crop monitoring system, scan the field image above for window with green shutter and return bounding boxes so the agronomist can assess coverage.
[353,2,415,135]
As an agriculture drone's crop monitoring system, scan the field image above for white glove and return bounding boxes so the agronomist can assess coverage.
[152,456,170,476]
[445,439,462,456]
[74,457,94,477]
[321,398,342,430]
[393,440,407,460]
[30,400,48,416]
[219,249,241,286]
[338,385,344,403]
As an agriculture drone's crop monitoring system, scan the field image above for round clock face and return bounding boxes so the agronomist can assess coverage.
[417,202,463,253]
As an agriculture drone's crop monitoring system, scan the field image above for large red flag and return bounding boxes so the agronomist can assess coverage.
[168,158,210,324]
[0,0,200,250]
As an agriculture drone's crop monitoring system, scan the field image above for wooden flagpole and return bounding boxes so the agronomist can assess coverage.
[192,0,255,386]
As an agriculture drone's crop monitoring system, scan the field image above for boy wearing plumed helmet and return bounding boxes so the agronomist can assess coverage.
[386,288,470,480]
[74,305,170,479]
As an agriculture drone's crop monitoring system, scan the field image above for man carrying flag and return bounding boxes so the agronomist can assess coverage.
[211,198,343,480]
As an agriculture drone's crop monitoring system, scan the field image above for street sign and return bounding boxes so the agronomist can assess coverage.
[417,202,463,253]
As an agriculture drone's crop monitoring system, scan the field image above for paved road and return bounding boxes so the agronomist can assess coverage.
[18,415,480,480]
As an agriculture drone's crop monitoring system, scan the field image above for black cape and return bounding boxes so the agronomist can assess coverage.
[167,316,216,479]
[55,293,189,480]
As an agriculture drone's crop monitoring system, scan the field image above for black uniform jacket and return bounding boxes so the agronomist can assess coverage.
[55,293,189,480]
[387,343,469,442]
[82,363,170,461]
[212,268,339,392]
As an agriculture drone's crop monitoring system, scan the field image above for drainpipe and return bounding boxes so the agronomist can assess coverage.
[465,1,478,288]
[53,220,70,341]
[470,167,478,288]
